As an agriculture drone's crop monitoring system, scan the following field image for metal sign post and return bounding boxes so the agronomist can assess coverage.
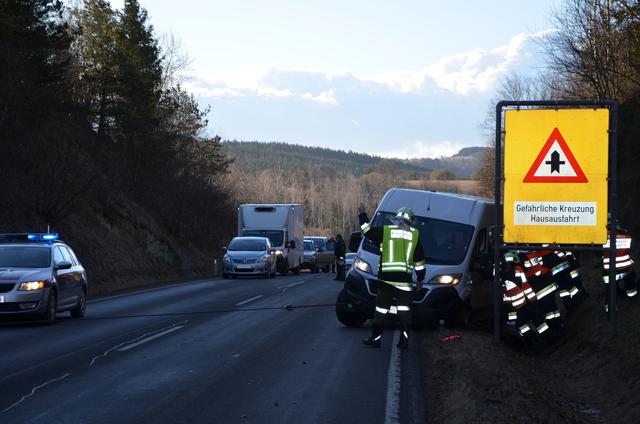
[493,100,618,341]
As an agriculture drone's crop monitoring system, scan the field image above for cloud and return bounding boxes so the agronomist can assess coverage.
[188,31,550,153]
[376,140,467,160]
[301,89,338,105]
[364,30,553,96]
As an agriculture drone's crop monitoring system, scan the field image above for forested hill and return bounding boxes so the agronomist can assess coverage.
[223,141,485,179]
[405,146,489,179]
[222,141,432,177]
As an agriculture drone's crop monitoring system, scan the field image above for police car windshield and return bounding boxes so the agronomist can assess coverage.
[0,246,51,268]
[242,230,284,247]
[228,238,267,252]
[364,212,474,265]
[304,241,315,250]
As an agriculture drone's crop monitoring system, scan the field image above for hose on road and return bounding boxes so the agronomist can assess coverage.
[0,301,357,326]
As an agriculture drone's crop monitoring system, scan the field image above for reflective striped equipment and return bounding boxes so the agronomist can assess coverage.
[602,232,634,272]
[380,225,420,275]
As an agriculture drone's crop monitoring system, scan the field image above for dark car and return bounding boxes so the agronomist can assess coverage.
[0,233,88,324]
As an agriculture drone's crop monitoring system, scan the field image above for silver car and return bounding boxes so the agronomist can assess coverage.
[0,233,88,324]
[223,237,277,278]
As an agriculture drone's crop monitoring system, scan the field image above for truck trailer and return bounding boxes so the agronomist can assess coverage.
[238,204,305,275]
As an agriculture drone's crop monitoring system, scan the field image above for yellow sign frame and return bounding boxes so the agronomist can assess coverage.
[503,108,609,244]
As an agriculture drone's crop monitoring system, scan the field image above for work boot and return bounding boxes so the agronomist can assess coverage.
[396,337,408,350]
[362,335,381,347]
[363,326,382,348]
[396,325,409,350]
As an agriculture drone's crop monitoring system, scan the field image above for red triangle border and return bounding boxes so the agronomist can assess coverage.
[523,127,588,183]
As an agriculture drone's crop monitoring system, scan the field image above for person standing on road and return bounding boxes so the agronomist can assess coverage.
[325,237,336,272]
[334,234,346,280]
[358,203,426,350]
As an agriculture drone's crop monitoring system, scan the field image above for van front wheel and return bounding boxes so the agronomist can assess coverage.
[336,288,367,327]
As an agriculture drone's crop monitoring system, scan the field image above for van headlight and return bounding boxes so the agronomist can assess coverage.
[274,250,283,255]
[429,274,462,285]
[259,255,269,263]
[353,257,372,274]
[223,255,231,263]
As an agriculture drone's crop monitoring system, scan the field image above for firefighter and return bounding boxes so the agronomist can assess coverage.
[358,203,426,350]
[541,249,585,312]
[502,251,544,343]
[520,250,564,337]
[602,226,638,313]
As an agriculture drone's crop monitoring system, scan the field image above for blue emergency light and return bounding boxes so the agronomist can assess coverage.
[0,233,59,242]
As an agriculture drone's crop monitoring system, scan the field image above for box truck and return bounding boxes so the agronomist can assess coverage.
[238,204,305,275]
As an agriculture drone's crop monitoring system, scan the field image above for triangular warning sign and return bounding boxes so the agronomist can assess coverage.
[523,127,588,183]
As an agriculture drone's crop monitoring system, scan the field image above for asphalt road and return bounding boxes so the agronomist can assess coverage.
[0,272,427,424]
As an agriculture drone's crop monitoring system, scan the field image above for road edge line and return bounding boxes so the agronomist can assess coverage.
[384,330,401,424]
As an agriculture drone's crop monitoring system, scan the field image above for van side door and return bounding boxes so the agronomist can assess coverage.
[468,228,494,310]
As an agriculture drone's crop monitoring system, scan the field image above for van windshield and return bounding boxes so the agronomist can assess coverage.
[363,212,474,265]
[242,230,284,247]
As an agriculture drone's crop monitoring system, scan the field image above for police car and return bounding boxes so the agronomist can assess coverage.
[0,233,88,323]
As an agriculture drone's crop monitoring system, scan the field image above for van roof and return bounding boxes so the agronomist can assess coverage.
[376,188,493,224]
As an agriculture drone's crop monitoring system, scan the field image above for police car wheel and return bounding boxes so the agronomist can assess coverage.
[42,290,57,325]
[70,288,86,318]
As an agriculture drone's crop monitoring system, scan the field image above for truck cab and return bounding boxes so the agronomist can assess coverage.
[336,188,494,327]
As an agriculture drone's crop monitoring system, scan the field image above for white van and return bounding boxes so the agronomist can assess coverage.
[336,188,495,326]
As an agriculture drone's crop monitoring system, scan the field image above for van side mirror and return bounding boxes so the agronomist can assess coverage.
[222,246,227,251]
[289,240,296,249]
[348,231,362,252]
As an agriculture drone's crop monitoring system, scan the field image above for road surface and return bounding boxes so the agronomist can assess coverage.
[0,272,426,423]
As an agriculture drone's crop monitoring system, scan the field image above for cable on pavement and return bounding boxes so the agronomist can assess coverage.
[0,301,361,326]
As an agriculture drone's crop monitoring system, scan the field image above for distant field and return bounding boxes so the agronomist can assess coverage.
[403,179,480,195]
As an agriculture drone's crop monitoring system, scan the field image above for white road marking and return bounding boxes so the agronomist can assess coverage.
[384,330,401,424]
[117,325,185,352]
[235,295,263,306]
[1,373,70,414]
[89,279,219,303]
[89,320,188,366]
[287,280,305,288]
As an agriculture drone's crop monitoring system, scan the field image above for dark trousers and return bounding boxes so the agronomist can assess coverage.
[374,283,412,326]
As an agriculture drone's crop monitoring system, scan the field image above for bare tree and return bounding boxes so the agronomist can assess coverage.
[544,0,640,101]
[159,33,192,89]
[476,73,553,197]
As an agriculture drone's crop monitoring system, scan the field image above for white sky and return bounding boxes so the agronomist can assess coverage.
[107,0,560,158]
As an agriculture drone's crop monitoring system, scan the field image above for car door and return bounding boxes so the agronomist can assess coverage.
[63,246,83,301]
[53,246,74,307]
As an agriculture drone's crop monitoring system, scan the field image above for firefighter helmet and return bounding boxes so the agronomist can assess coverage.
[394,207,414,224]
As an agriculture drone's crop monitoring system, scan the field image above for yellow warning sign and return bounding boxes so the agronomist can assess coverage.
[504,108,609,244]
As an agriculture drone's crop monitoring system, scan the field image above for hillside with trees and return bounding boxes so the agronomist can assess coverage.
[222,140,434,178]
[222,141,482,237]
[406,146,489,179]
[0,0,235,294]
